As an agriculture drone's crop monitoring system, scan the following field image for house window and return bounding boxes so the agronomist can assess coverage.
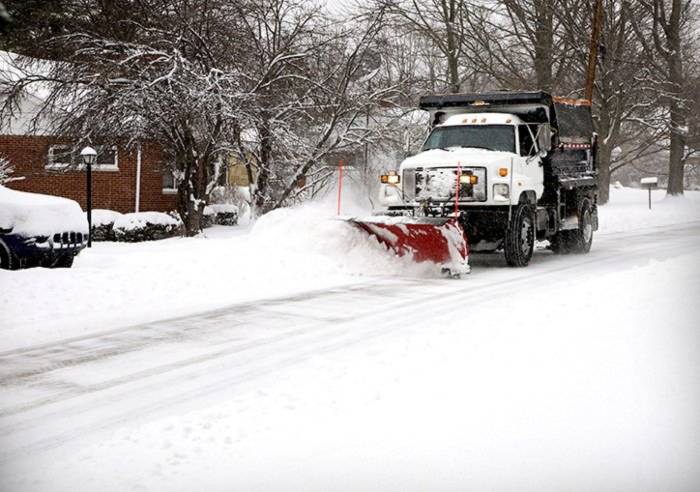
[47,144,118,171]
[47,145,75,168]
[162,168,178,194]
[96,146,118,168]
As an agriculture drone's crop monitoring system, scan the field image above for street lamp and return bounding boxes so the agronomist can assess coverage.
[80,146,97,247]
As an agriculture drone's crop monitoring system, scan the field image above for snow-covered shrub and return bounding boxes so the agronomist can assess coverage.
[0,154,21,185]
[91,209,124,241]
[209,204,238,226]
[201,204,239,228]
[113,212,183,242]
[208,186,243,226]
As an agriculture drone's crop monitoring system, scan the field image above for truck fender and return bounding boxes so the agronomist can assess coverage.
[518,191,537,205]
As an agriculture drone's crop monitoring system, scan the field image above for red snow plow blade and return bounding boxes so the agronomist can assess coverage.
[349,216,470,276]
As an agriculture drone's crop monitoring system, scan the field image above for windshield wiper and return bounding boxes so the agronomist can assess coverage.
[458,145,494,151]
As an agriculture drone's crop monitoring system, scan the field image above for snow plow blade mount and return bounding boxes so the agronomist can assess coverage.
[349,217,470,276]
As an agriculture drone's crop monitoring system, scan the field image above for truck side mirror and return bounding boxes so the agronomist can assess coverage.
[538,124,552,152]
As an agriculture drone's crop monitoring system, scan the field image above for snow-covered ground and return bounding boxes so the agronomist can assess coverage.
[1,187,699,491]
[2,188,698,352]
[599,187,700,233]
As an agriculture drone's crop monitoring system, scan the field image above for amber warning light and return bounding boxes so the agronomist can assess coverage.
[381,171,400,184]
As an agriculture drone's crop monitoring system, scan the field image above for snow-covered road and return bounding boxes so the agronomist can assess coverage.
[1,219,699,491]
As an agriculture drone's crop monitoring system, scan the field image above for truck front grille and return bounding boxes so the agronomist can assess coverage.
[406,167,487,203]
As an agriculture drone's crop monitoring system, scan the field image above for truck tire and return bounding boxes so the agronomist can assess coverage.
[569,199,594,254]
[504,203,534,267]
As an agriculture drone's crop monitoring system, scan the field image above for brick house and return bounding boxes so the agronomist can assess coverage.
[0,93,177,213]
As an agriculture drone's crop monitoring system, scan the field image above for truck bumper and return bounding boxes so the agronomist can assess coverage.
[387,205,511,244]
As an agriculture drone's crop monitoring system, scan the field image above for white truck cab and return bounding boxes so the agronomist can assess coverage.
[380,112,548,209]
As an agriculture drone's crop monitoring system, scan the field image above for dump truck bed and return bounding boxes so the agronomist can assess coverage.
[418,91,594,146]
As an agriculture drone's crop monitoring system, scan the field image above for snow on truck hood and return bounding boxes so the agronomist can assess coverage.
[0,186,88,236]
[401,147,514,169]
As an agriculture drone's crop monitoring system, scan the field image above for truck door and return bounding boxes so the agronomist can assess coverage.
[515,124,544,201]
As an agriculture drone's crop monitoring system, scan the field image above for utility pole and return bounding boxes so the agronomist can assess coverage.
[364,80,371,178]
[584,0,604,101]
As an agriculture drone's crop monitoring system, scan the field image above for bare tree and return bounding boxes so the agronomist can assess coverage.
[626,0,696,195]
[465,0,585,93]
[230,3,402,213]
[378,0,475,93]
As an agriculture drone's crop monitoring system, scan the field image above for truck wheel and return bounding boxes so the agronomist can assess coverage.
[504,204,534,267]
[569,199,594,254]
[0,241,18,270]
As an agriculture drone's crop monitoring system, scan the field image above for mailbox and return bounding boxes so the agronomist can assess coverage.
[640,177,658,189]
[640,177,658,210]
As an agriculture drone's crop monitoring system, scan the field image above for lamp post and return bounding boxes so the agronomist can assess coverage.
[81,146,97,247]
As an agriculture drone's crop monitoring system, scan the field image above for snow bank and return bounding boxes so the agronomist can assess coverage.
[0,185,87,236]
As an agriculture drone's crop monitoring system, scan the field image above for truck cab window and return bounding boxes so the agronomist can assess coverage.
[518,125,536,157]
[422,125,516,153]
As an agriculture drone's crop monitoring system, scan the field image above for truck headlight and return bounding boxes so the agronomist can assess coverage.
[493,184,510,200]
[380,171,400,184]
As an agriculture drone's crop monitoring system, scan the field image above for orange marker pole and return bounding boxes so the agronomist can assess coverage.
[454,162,461,217]
[337,159,344,216]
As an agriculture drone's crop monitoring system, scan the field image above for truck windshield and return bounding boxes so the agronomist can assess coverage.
[422,125,516,153]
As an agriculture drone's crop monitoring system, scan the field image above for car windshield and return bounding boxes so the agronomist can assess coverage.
[422,125,516,153]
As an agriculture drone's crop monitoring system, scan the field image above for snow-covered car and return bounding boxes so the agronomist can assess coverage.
[0,186,88,269]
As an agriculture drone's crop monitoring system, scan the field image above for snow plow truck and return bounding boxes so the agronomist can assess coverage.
[360,90,598,270]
